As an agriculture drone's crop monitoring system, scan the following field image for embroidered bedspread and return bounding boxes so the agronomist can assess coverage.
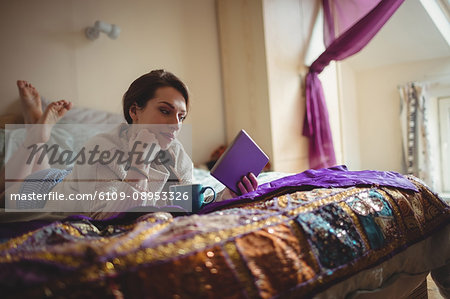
[0,175,449,298]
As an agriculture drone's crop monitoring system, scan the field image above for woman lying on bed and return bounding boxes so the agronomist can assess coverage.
[1,70,258,220]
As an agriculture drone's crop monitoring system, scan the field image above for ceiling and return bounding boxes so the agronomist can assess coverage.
[345,0,450,71]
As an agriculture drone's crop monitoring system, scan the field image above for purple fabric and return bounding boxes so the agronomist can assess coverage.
[199,165,418,214]
[302,72,336,169]
[312,0,405,73]
[0,216,115,240]
[303,0,405,169]
[1,164,415,239]
[323,0,379,47]
[0,208,187,240]
[0,220,52,240]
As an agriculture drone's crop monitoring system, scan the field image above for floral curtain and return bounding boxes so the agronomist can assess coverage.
[398,82,436,189]
[303,0,405,169]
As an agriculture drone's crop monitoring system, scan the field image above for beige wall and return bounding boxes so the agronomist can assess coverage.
[263,0,316,172]
[340,56,450,172]
[336,62,361,170]
[319,61,343,166]
[216,0,273,160]
[0,0,225,165]
[217,0,318,173]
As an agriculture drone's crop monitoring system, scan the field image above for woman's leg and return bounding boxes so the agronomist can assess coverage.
[0,81,72,199]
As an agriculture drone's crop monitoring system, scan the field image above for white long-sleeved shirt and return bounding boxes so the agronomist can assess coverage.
[48,124,193,219]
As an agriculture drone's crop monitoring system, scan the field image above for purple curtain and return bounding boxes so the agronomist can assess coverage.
[303,0,405,169]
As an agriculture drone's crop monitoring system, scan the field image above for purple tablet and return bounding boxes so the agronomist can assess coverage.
[210,130,269,194]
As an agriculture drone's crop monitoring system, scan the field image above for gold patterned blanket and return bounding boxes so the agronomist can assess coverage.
[0,177,449,298]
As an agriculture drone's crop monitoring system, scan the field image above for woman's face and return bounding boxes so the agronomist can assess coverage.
[130,86,187,149]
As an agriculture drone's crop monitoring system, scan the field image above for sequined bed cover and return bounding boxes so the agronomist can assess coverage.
[0,170,449,298]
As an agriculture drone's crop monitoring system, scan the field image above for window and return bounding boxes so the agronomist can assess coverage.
[438,96,450,195]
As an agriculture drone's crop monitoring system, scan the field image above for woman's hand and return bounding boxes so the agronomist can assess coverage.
[237,172,258,195]
[126,128,161,180]
[129,129,161,164]
[222,172,259,199]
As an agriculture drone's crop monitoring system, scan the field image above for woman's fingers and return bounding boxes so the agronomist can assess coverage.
[237,173,259,195]
[242,175,254,192]
[249,172,258,189]
[237,181,246,195]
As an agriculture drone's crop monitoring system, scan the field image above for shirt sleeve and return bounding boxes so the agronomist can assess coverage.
[88,154,171,219]
[174,141,194,185]
[89,141,194,219]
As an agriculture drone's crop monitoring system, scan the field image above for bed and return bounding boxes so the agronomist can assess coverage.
[0,106,449,298]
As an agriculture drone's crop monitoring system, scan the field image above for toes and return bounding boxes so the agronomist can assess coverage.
[46,100,72,118]
[47,102,58,108]
[17,80,36,93]
[57,100,73,110]
[50,100,64,108]
[46,102,61,113]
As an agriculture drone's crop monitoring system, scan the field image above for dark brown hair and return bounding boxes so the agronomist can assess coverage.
[123,69,189,124]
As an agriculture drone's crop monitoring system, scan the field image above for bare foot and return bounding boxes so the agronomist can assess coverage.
[37,100,73,125]
[17,80,42,124]
[24,100,73,146]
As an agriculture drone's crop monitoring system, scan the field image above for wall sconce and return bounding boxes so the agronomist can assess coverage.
[85,20,121,40]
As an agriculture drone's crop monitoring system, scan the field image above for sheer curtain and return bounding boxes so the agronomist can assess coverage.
[398,82,436,189]
[303,0,405,169]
